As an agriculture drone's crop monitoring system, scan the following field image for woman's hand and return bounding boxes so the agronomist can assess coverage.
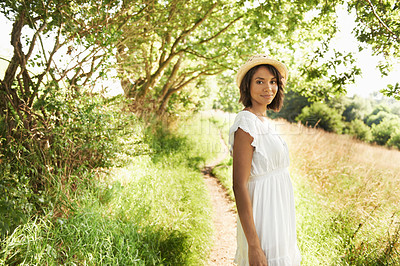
[248,247,268,266]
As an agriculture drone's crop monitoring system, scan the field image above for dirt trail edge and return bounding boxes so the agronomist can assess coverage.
[202,128,237,265]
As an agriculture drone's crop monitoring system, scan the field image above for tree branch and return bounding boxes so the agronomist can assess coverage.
[141,3,219,98]
[197,15,242,45]
[169,2,218,54]
[160,54,183,98]
[26,22,47,60]
[33,22,64,95]
[172,68,222,93]
[80,54,106,88]
[68,47,103,89]
[182,48,226,60]
[364,0,400,41]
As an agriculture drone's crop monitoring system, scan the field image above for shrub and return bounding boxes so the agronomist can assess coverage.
[388,130,400,150]
[296,102,345,133]
[371,118,400,146]
[347,119,372,142]
[0,94,128,237]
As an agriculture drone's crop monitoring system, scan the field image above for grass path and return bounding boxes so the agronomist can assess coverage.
[202,120,237,265]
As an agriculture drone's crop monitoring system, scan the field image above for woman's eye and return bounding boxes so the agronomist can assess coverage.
[256,81,263,84]
[271,80,277,84]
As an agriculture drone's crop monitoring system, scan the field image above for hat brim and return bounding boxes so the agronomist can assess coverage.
[236,58,288,88]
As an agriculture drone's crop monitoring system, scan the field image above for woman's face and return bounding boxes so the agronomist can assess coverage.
[249,66,278,108]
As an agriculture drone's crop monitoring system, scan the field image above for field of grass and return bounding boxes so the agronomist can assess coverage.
[282,119,400,265]
[208,112,400,265]
[0,107,218,265]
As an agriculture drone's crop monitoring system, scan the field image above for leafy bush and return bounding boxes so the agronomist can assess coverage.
[0,162,34,239]
[387,130,400,150]
[296,102,345,133]
[342,95,372,122]
[371,117,400,145]
[0,94,128,237]
[346,119,372,142]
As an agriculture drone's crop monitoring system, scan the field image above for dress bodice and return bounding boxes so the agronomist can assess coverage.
[229,110,290,179]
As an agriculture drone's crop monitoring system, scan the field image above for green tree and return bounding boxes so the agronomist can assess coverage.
[365,105,398,126]
[116,0,243,115]
[297,0,400,100]
[212,71,241,113]
[296,102,345,133]
[349,0,399,64]
[352,0,400,97]
[0,0,129,140]
[342,95,372,122]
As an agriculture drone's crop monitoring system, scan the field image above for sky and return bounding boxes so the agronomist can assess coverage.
[0,8,399,99]
[333,6,400,98]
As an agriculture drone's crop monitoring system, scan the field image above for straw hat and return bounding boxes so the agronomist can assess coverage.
[236,54,289,88]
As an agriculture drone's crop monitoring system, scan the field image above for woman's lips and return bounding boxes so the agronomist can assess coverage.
[261,95,273,98]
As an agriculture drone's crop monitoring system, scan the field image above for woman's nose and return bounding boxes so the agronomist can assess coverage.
[263,85,271,91]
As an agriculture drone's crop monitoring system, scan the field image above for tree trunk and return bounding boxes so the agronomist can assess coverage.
[157,88,175,115]
[0,11,26,138]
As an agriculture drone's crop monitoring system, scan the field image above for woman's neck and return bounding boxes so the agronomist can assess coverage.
[245,106,267,117]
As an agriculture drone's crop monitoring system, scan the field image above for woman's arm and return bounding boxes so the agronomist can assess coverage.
[233,128,268,265]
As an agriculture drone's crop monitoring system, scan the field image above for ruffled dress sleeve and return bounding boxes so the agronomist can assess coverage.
[229,112,258,156]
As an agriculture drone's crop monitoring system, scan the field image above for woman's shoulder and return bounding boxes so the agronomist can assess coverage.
[230,110,259,135]
[234,110,258,122]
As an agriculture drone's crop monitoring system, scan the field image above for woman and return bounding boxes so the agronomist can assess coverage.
[229,54,301,266]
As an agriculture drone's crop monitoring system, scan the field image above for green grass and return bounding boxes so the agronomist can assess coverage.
[292,172,343,265]
[206,111,235,200]
[212,157,234,201]
[1,103,215,265]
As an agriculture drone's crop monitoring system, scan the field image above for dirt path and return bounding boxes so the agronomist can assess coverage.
[202,128,237,265]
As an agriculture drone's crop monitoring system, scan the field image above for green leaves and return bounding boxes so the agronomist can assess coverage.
[349,0,400,59]
[381,83,400,100]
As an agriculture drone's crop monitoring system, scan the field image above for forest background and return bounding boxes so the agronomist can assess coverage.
[0,0,400,264]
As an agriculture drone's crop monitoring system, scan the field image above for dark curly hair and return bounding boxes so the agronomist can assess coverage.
[239,64,285,112]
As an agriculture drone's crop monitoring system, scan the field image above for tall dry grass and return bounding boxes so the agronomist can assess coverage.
[273,118,400,264]
[276,119,400,209]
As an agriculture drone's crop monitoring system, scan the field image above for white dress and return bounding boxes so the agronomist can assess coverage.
[229,110,301,266]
